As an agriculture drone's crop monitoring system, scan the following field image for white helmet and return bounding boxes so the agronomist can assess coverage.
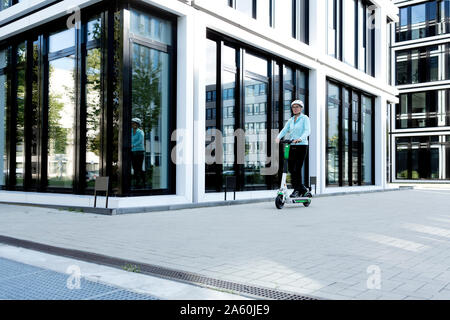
[291,100,304,108]
[131,117,142,126]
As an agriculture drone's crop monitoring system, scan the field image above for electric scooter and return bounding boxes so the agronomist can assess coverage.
[275,139,313,209]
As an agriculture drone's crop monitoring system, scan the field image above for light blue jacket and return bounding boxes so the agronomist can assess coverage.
[131,129,145,152]
[277,114,311,146]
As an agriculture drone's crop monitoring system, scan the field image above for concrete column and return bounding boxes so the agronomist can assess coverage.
[309,68,326,195]
[375,95,387,188]
[176,13,194,202]
[192,11,207,203]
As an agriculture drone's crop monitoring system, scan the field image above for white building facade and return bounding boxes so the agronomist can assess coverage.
[0,0,399,209]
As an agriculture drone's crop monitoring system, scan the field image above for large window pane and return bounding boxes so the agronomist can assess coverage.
[48,56,76,188]
[236,0,254,18]
[16,42,26,187]
[361,95,373,185]
[130,9,172,45]
[327,82,339,185]
[396,45,449,85]
[222,70,236,188]
[86,47,101,189]
[31,39,40,188]
[396,138,409,179]
[49,29,76,53]
[244,53,268,188]
[130,44,170,190]
[283,66,294,123]
[0,49,8,187]
[296,0,308,43]
[205,39,217,192]
[342,89,350,186]
[351,93,359,185]
[244,77,267,188]
[446,136,450,180]
[411,3,427,40]
[411,92,426,128]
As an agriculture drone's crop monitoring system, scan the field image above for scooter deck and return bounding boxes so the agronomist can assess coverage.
[286,197,312,204]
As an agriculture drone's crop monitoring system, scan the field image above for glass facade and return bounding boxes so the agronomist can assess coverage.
[205,31,308,192]
[396,135,450,180]
[396,90,450,129]
[396,44,450,85]
[0,48,10,187]
[48,30,76,189]
[128,9,173,192]
[397,0,450,42]
[326,80,374,187]
[0,3,177,196]
[327,0,375,76]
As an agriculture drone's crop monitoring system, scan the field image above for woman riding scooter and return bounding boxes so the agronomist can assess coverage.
[275,100,311,198]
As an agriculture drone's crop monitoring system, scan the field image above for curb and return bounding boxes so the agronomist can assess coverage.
[0,186,414,215]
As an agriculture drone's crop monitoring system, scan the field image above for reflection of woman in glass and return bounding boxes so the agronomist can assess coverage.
[131,118,145,188]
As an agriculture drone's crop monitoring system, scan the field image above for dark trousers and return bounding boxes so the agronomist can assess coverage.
[288,145,308,194]
[131,151,145,186]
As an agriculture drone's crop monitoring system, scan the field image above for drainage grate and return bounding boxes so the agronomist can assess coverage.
[0,235,319,300]
[0,257,159,300]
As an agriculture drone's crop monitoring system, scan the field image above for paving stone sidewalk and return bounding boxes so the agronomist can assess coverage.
[1,189,450,300]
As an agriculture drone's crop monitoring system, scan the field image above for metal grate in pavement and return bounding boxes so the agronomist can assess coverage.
[0,235,319,300]
[0,257,159,300]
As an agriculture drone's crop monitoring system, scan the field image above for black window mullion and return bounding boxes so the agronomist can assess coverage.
[266,59,273,189]
[407,92,412,129]
[217,41,224,193]
[75,18,86,194]
[40,35,49,192]
[358,92,362,186]
[337,0,342,61]
[292,0,296,39]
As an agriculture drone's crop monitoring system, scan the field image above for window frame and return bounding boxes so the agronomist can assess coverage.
[326,78,375,187]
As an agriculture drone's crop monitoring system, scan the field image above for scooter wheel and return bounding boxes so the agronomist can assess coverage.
[303,192,313,207]
[275,194,285,209]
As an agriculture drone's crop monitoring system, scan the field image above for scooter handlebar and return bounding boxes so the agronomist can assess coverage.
[279,139,294,144]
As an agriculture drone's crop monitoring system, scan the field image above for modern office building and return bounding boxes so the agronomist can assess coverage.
[0,0,399,209]
[391,0,450,182]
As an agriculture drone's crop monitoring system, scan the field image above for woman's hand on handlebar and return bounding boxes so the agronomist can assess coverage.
[292,139,302,144]
[275,138,280,144]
